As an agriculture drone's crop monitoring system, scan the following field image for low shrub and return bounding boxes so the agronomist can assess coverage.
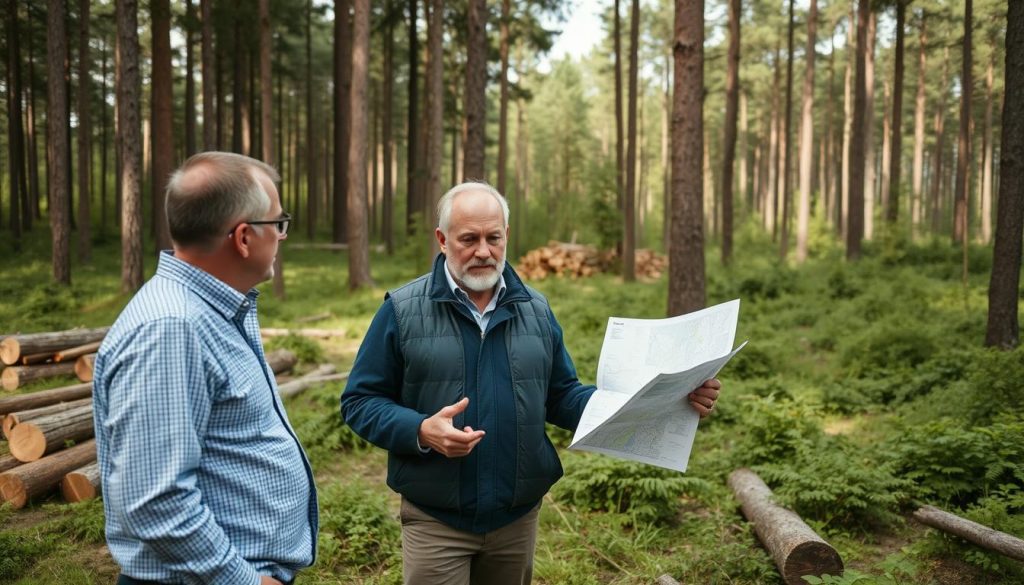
[317,482,400,570]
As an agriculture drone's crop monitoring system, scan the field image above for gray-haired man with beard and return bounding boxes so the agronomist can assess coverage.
[341,181,721,585]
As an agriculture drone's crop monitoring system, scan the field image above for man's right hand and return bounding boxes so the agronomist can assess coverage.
[418,397,486,457]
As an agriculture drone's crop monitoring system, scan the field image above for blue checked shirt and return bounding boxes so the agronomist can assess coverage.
[93,251,318,585]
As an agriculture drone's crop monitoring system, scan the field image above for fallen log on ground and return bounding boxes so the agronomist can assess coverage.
[655,575,681,585]
[74,353,97,382]
[54,341,103,363]
[265,349,298,374]
[20,351,56,365]
[913,505,1024,562]
[0,383,92,415]
[294,312,331,324]
[0,439,96,508]
[8,405,95,462]
[0,452,20,473]
[729,468,844,585]
[62,461,101,503]
[278,365,348,399]
[261,328,347,339]
[3,397,93,439]
[0,327,110,366]
[2,363,77,391]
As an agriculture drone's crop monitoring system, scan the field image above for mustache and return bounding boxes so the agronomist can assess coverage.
[467,258,500,268]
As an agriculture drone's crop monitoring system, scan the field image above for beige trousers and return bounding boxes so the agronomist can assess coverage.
[400,498,541,585]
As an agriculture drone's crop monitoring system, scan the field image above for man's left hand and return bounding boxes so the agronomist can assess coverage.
[688,378,721,419]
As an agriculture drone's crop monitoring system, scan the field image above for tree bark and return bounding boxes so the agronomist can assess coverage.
[862,11,877,241]
[61,461,100,502]
[721,0,740,265]
[185,0,197,156]
[953,0,973,245]
[406,0,421,233]
[305,0,318,239]
[930,49,950,235]
[48,0,71,284]
[54,340,103,363]
[912,11,927,233]
[0,439,95,508]
[847,0,870,260]
[425,0,444,230]
[462,0,488,181]
[77,0,92,263]
[347,0,373,289]
[986,0,1023,349]
[796,0,816,264]
[980,50,995,243]
[887,1,906,223]
[497,0,511,196]
[382,3,394,254]
[913,505,1024,562]
[4,397,92,439]
[201,0,216,151]
[729,468,844,584]
[8,404,94,462]
[0,453,19,474]
[118,0,144,292]
[623,0,640,281]
[667,0,705,316]
[0,327,109,366]
[6,0,25,250]
[1,363,77,391]
[264,349,298,375]
[0,383,92,416]
[152,0,174,252]
[841,11,853,236]
[780,0,796,259]
[334,0,352,244]
[615,0,624,253]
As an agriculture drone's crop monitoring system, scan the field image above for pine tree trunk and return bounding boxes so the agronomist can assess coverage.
[847,0,869,260]
[305,0,318,239]
[497,0,511,196]
[347,0,373,289]
[201,0,216,151]
[841,16,853,237]
[796,0,816,264]
[48,0,71,284]
[382,5,394,254]
[985,0,1023,349]
[953,0,973,245]
[7,0,24,251]
[767,39,781,236]
[25,7,39,225]
[887,1,906,223]
[152,0,174,253]
[118,0,144,292]
[780,0,796,259]
[981,50,995,243]
[333,0,352,244]
[463,0,488,181]
[425,0,444,229]
[624,0,640,281]
[100,41,109,233]
[668,0,705,316]
[615,0,624,254]
[721,0,740,265]
[76,0,92,263]
[912,11,927,234]
[406,0,420,233]
[930,49,949,235]
[184,0,197,156]
[881,80,892,215]
[862,12,876,241]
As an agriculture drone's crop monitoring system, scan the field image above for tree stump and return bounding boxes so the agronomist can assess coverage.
[728,468,844,584]
[0,439,96,508]
[8,404,95,462]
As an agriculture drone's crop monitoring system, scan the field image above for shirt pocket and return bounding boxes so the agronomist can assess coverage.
[209,374,275,435]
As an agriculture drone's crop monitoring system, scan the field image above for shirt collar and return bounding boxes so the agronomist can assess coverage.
[442,257,506,312]
[155,250,259,322]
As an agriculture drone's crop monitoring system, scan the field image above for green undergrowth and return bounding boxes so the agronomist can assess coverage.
[3,226,1022,583]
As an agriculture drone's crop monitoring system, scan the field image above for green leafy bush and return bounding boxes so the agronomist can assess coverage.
[317,482,400,570]
[553,454,711,525]
[727,395,824,467]
[264,333,324,364]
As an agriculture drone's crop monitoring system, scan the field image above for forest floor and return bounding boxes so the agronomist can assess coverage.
[1,223,1022,584]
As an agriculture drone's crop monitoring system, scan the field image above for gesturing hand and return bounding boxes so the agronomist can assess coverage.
[418,397,486,457]
[688,378,722,419]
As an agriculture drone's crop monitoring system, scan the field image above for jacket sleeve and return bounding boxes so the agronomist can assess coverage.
[544,306,597,431]
[341,299,430,455]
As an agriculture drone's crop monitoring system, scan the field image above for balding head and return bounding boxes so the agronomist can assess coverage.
[165,152,280,250]
[436,181,510,235]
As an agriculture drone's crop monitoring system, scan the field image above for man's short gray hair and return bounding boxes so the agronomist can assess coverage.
[165,151,280,250]
[436,181,510,234]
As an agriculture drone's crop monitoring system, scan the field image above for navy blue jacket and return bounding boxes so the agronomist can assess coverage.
[341,254,595,533]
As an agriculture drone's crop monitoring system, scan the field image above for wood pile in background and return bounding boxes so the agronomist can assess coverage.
[0,329,110,391]
[516,241,667,280]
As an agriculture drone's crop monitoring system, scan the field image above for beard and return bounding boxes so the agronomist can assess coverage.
[450,256,505,292]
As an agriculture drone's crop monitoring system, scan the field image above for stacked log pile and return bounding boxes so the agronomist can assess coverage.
[0,348,299,508]
[1,328,109,391]
[516,241,667,280]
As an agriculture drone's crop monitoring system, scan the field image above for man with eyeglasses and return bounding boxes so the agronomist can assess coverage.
[93,152,317,585]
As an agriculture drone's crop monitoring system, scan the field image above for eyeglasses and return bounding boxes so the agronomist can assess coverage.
[228,212,291,237]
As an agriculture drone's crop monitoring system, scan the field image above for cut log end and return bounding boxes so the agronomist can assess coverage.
[8,423,46,462]
[75,354,97,383]
[0,338,21,366]
[3,414,19,439]
[0,474,27,508]
[1,368,19,391]
[784,541,844,583]
[61,473,98,502]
